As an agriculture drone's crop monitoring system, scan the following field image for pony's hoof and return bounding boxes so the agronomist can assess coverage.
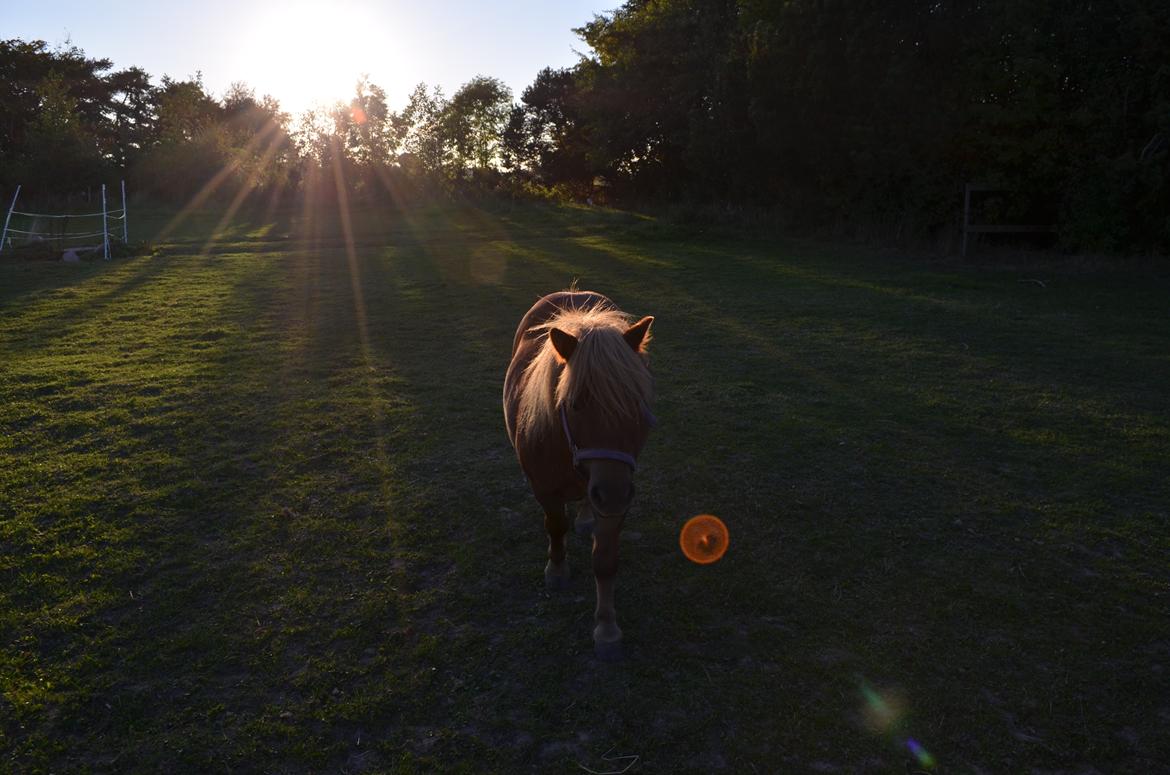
[544,567,571,590]
[594,638,623,662]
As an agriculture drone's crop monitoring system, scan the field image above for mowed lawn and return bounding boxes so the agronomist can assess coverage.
[1,203,1167,773]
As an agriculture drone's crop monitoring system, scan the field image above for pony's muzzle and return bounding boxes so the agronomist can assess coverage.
[585,461,636,518]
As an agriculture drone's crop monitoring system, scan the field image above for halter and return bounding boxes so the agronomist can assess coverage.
[559,404,656,474]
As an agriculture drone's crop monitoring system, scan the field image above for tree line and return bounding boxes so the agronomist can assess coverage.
[0,38,518,210]
[3,0,1169,252]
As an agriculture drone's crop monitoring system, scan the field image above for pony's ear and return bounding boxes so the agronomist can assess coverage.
[623,316,654,352]
[549,327,578,362]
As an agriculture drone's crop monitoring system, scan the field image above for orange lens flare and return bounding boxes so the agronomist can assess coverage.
[680,515,729,564]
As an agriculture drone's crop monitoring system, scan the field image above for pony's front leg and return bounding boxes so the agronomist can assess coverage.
[538,496,571,590]
[592,513,624,660]
[574,501,596,537]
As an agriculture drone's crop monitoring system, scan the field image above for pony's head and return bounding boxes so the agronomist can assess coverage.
[523,304,654,517]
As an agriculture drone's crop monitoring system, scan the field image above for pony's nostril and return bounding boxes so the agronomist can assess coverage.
[589,485,602,504]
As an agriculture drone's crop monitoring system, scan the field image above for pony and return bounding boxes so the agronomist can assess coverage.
[503,291,655,659]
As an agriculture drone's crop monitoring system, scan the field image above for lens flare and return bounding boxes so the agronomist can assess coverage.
[859,678,938,769]
[860,681,903,733]
[680,515,729,564]
[906,738,936,768]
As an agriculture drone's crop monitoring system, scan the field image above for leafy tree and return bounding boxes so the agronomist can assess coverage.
[500,104,530,173]
[0,39,115,193]
[218,83,298,196]
[397,83,448,177]
[15,71,108,199]
[132,76,230,202]
[106,66,156,169]
[444,76,511,173]
[1,39,60,163]
[154,74,219,144]
[517,67,592,185]
[5,1,1170,255]
[345,77,395,170]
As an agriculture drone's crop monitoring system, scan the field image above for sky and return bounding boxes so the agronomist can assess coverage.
[5,0,614,115]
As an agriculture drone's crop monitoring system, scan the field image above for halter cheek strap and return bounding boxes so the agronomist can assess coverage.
[560,405,639,471]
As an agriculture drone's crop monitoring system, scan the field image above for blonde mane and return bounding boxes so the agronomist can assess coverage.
[517,303,653,441]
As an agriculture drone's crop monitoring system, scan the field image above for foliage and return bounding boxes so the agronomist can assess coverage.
[12,71,108,197]
[442,76,512,173]
[515,67,593,185]
[3,1,1170,252]
[105,66,156,169]
[131,76,297,206]
[0,41,300,208]
[518,0,1170,252]
[396,83,449,178]
[0,39,113,199]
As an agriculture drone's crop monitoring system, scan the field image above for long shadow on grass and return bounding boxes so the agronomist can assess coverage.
[4,240,430,770]
[536,226,1169,521]
[6,209,1166,772]
[351,211,884,768]
[0,259,113,311]
[0,256,175,355]
[87,212,625,771]
[104,244,426,770]
[350,222,678,768]
[489,212,1170,770]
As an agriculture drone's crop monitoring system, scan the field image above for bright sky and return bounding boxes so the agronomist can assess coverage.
[6,0,613,115]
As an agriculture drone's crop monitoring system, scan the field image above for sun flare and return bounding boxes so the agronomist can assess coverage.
[237,1,383,114]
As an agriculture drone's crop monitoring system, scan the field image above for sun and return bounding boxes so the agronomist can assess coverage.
[236,1,382,114]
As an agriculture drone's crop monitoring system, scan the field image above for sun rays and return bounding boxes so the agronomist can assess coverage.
[154,117,288,249]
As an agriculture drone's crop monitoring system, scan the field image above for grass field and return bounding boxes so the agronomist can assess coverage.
[2,202,1168,773]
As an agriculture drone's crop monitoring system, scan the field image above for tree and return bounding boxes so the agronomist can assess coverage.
[444,76,512,173]
[565,0,1170,249]
[106,66,156,169]
[217,83,297,197]
[154,74,219,144]
[344,77,395,171]
[396,83,448,177]
[0,38,116,192]
[132,75,228,202]
[517,67,592,185]
[16,71,108,198]
[500,104,531,173]
[570,0,747,198]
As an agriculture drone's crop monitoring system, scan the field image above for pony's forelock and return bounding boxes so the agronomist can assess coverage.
[516,303,652,441]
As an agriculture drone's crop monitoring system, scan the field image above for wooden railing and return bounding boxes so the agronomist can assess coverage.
[962,183,1055,256]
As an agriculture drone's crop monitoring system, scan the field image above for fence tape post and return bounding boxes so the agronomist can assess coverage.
[102,183,110,260]
[121,179,128,243]
[1,185,20,253]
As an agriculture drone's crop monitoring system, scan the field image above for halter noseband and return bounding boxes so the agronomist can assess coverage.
[559,404,655,474]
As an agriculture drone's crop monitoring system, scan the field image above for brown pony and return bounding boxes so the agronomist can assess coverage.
[503,291,655,659]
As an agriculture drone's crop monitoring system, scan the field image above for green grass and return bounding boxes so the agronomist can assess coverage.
[2,201,1167,772]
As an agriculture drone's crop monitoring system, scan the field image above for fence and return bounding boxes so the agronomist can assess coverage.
[1,181,129,260]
